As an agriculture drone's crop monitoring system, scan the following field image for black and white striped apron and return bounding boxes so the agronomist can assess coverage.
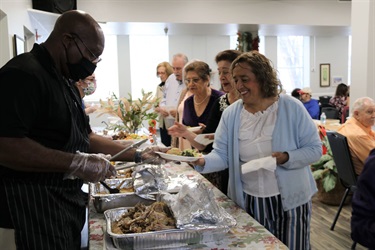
[3,78,90,250]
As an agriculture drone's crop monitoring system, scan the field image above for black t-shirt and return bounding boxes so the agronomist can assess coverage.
[0,44,91,176]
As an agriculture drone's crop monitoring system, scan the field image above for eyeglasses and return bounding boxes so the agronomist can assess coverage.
[70,33,102,64]
[157,72,166,75]
[218,71,230,76]
[184,78,201,84]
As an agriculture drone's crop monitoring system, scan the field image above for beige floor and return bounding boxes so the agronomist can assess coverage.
[310,195,366,250]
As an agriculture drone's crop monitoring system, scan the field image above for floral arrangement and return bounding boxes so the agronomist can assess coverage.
[97,90,159,133]
[236,32,260,52]
[310,125,338,192]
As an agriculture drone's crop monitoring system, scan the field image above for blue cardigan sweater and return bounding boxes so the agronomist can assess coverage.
[196,94,322,211]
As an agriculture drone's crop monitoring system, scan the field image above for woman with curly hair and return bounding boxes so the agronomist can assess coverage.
[193,51,322,250]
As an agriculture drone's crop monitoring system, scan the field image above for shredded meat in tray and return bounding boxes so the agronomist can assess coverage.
[112,202,177,234]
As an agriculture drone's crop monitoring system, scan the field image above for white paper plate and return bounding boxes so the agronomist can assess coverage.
[187,126,201,132]
[155,152,201,162]
[194,133,214,146]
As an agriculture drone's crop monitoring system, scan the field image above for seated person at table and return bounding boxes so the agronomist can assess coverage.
[351,148,375,248]
[291,88,301,100]
[337,97,375,175]
[298,87,320,119]
[329,83,350,119]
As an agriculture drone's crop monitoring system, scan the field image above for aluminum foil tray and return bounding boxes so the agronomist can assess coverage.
[104,207,229,250]
[90,179,153,213]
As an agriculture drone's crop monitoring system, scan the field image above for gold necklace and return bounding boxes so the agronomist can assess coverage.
[194,94,209,106]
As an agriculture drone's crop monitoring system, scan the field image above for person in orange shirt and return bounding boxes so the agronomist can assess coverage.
[337,97,375,175]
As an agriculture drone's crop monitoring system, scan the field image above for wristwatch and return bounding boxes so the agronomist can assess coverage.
[134,148,143,163]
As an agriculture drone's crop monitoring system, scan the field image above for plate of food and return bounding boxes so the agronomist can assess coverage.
[156,148,202,162]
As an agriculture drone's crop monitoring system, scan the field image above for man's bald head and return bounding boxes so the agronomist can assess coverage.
[43,10,104,78]
[52,11,103,43]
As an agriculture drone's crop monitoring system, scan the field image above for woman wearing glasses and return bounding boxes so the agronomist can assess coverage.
[181,61,223,134]
[169,50,242,194]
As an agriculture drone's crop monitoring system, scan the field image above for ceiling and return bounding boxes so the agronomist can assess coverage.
[28,8,351,40]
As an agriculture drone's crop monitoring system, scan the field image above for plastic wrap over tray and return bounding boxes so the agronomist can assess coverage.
[104,207,229,250]
[162,180,237,230]
[133,164,192,198]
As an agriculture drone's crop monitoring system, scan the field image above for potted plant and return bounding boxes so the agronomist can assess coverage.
[310,125,346,205]
[97,89,159,134]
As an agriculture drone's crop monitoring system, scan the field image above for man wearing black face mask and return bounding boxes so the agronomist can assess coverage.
[0,10,166,249]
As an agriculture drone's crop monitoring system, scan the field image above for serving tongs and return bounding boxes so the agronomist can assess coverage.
[110,138,148,161]
[114,157,158,171]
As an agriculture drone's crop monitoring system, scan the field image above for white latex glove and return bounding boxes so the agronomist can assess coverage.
[66,151,116,182]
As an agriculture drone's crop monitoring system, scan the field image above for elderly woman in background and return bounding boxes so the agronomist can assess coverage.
[155,62,173,135]
[75,73,99,115]
[194,51,321,250]
[181,61,224,130]
[169,50,241,194]
[329,83,350,119]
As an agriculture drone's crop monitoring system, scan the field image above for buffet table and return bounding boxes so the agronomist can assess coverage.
[88,162,289,250]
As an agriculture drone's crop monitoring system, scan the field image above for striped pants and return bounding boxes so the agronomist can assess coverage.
[245,194,312,250]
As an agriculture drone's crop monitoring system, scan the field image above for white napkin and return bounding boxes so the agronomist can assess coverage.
[194,133,214,146]
[241,156,276,175]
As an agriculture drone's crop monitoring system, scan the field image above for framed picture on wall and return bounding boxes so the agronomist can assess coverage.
[13,34,25,57]
[320,63,330,87]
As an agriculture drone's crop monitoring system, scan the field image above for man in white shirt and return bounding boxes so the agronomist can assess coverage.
[156,53,188,146]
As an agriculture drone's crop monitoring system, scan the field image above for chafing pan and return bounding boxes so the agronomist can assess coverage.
[90,179,153,213]
[104,207,229,250]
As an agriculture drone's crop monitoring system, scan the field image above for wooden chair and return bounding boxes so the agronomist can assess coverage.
[326,131,358,231]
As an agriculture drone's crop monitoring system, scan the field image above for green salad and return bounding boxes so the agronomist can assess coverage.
[181,149,199,157]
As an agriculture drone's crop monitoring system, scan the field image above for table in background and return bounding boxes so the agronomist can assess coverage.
[313,119,341,131]
[88,163,288,250]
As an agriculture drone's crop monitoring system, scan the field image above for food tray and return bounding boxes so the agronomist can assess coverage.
[90,179,154,213]
[90,166,192,213]
[104,207,229,250]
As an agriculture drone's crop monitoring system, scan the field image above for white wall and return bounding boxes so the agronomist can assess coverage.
[350,0,375,108]
[0,1,34,65]
[0,10,10,66]
[311,36,350,98]
[169,35,230,90]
